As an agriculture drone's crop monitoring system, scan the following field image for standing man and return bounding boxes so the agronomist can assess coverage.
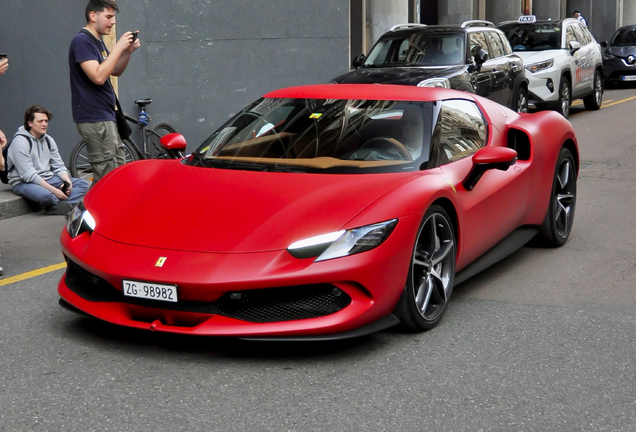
[573,10,588,26]
[68,0,140,185]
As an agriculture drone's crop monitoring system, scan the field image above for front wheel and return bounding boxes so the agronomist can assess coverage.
[583,70,603,110]
[514,87,528,113]
[537,147,577,247]
[556,78,571,118]
[69,139,140,183]
[394,205,456,332]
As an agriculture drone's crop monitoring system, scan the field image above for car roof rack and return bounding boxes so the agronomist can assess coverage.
[461,20,496,28]
[390,23,428,32]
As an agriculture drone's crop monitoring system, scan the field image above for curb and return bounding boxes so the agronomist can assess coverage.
[0,185,33,220]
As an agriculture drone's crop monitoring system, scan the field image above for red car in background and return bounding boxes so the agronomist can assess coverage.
[58,84,578,340]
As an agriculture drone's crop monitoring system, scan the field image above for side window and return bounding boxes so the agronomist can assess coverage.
[565,25,578,47]
[582,26,596,44]
[573,24,589,45]
[432,100,486,165]
[469,32,490,58]
[485,31,505,58]
[498,33,513,55]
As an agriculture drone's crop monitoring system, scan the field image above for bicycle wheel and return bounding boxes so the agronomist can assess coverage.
[69,139,140,183]
[147,122,177,159]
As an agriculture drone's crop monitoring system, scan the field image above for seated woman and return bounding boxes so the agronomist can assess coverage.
[6,105,89,215]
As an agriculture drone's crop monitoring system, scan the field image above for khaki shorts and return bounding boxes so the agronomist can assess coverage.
[77,121,126,184]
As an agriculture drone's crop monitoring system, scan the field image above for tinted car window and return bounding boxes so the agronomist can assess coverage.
[364,31,466,67]
[469,32,490,58]
[573,24,588,45]
[611,27,636,45]
[498,33,513,55]
[194,97,436,174]
[485,31,505,58]
[566,25,577,46]
[499,23,562,51]
[432,99,486,165]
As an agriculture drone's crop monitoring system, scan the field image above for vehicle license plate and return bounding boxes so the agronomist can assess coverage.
[123,280,178,302]
[621,75,636,81]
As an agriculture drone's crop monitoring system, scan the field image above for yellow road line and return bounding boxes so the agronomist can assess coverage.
[0,262,66,287]
[600,95,636,108]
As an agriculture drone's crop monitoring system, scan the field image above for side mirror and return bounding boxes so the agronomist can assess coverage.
[569,40,581,53]
[160,132,187,152]
[475,48,489,65]
[600,41,608,48]
[352,53,367,68]
[462,147,518,191]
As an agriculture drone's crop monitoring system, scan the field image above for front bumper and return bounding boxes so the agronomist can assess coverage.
[58,215,420,338]
[603,58,636,82]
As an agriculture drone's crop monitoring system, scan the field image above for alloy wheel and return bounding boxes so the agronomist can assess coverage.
[411,212,455,322]
[554,158,576,237]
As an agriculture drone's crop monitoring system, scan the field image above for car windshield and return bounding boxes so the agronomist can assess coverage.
[363,31,466,67]
[191,97,434,174]
[499,23,562,51]
[611,27,636,46]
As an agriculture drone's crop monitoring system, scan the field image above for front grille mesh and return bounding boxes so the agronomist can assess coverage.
[65,260,351,323]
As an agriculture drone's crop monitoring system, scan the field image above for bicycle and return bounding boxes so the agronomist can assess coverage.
[69,98,182,182]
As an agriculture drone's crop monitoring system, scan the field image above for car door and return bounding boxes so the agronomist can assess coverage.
[573,23,596,88]
[484,30,513,106]
[468,31,497,100]
[565,23,589,95]
[431,100,530,267]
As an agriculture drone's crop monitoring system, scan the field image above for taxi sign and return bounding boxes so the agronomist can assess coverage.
[518,15,536,23]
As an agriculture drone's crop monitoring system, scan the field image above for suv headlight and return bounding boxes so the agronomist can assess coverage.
[66,200,96,238]
[287,219,398,262]
[417,78,450,88]
[525,59,554,73]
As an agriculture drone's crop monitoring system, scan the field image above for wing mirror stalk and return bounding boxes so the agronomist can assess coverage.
[463,147,518,191]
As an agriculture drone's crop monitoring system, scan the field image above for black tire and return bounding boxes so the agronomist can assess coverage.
[148,122,177,159]
[514,87,528,113]
[69,139,140,183]
[537,147,577,247]
[556,77,571,118]
[583,70,603,110]
[394,205,456,332]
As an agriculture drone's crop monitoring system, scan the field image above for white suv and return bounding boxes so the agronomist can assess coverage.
[498,16,603,118]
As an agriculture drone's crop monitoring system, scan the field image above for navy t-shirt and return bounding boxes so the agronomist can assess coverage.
[69,30,116,123]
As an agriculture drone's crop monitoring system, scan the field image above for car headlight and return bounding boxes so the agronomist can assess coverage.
[524,59,554,73]
[287,219,398,262]
[603,52,617,60]
[66,200,96,238]
[417,78,450,88]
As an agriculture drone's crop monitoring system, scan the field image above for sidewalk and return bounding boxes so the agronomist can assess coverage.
[0,183,33,220]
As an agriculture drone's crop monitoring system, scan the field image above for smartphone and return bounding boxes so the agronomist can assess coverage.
[0,53,7,59]
[131,32,139,43]
[60,181,71,195]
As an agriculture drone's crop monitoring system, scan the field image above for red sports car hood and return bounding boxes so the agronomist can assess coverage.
[87,160,414,253]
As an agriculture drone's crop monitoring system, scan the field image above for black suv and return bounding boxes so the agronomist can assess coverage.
[331,21,529,112]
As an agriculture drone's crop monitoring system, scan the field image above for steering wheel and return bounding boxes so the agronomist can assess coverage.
[358,137,413,161]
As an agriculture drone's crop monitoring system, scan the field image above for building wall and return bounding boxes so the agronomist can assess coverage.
[0,0,349,162]
[367,0,409,47]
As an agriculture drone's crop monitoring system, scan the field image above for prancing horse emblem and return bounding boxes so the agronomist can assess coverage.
[155,257,167,267]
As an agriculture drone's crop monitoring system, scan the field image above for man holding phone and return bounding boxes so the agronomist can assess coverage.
[68,0,140,185]
[5,106,88,215]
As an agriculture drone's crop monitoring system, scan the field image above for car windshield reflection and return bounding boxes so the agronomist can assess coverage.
[192,97,435,174]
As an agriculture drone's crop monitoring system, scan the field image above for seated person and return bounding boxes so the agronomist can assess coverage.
[400,104,425,159]
[6,105,89,215]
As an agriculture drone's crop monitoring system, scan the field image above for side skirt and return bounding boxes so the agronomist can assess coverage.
[455,226,539,286]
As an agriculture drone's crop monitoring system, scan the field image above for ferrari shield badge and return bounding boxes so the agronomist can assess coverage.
[155,257,167,267]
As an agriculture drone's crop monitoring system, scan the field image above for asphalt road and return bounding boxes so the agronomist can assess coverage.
[1,86,636,431]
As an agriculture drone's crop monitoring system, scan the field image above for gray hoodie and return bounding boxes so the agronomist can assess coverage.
[7,126,68,186]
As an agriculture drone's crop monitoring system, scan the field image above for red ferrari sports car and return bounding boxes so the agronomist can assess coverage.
[58,84,578,340]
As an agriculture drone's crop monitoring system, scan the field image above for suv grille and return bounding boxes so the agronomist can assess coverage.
[65,260,351,323]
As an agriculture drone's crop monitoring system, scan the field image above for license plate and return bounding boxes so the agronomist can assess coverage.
[621,75,636,81]
[123,280,178,302]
